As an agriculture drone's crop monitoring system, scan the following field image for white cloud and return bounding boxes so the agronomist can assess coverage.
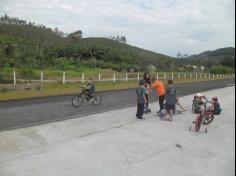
[0,0,235,56]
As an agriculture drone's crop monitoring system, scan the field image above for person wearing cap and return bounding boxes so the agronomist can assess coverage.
[136,79,147,119]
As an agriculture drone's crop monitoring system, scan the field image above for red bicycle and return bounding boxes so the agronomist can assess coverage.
[189,102,214,133]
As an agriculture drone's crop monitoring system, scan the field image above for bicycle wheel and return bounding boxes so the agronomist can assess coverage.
[195,116,202,132]
[92,94,102,105]
[72,94,83,107]
[202,112,214,125]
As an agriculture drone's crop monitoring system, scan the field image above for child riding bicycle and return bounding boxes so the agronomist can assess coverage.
[83,78,95,102]
[192,93,207,113]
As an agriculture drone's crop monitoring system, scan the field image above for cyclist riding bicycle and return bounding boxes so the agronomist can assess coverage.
[84,78,95,102]
[192,93,206,113]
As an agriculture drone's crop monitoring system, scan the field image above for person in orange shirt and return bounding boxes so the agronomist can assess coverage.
[151,77,166,113]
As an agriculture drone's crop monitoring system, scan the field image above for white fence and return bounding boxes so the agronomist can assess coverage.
[5,71,236,85]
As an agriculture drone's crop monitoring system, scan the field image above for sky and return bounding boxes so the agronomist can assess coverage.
[0,0,235,57]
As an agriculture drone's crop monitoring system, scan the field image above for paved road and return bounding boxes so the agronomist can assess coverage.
[0,79,234,131]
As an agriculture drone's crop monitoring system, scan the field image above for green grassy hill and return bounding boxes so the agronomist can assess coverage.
[187,47,235,68]
[1,15,234,74]
[0,15,176,72]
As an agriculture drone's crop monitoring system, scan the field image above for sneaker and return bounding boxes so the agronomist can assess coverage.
[136,116,144,120]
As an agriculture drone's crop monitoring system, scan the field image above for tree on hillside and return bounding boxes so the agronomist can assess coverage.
[176,52,182,59]
[68,30,83,41]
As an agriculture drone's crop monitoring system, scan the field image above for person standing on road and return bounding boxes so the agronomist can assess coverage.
[136,80,147,119]
[143,72,152,111]
[164,79,177,121]
[151,77,166,113]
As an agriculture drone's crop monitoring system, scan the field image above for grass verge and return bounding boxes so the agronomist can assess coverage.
[0,78,232,101]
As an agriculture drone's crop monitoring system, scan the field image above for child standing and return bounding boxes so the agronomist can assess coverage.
[212,96,222,115]
[164,80,177,121]
[143,72,151,108]
[136,80,147,119]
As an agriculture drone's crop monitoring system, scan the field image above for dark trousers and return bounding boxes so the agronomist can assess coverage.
[145,94,149,107]
[136,103,145,118]
[85,90,94,99]
[159,95,165,111]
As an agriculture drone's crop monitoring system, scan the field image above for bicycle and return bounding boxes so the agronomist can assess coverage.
[189,101,214,133]
[71,86,102,107]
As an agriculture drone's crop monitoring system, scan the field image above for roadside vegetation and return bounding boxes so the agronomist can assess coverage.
[0,76,233,100]
[0,15,235,100]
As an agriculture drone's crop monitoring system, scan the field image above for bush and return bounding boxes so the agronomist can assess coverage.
[210,65,234,74]
[18,68,38,80]
[0,68,13,83]
[1,87,10,93]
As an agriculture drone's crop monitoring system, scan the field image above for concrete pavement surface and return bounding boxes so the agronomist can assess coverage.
[0,86,235,176]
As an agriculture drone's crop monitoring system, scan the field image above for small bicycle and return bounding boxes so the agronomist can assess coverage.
[189,102,214,133]
[72,86,102,107]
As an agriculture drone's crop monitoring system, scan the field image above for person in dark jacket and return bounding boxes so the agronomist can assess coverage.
[212,96,222,115]
[164,79,177,121]
[85,78,95,102]
[136,79,147,119]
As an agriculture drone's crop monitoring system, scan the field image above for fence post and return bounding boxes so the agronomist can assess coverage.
[40,72,44,85]
[190,73,192,79]
[178,73,180,79]
[113,73,116,82]
[125,73,128,83]
[157,73,159,79]
[137,73,140,81]
[171,73,174,80]
[62,72,66,84]
[98,74,101,81]
[13,69,16,85]
[195,73,198,79]
[205,73,207,79]
[184,73,186,79]
[82,73,84,83]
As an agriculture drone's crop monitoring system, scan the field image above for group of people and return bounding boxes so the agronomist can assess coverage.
[81,73,222,121]
[136,72,222,121]
[136,72,182,121]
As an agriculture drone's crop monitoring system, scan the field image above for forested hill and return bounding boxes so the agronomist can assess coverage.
[187,47,235,68]
[0,15,234,73]
[0,15,177,71]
